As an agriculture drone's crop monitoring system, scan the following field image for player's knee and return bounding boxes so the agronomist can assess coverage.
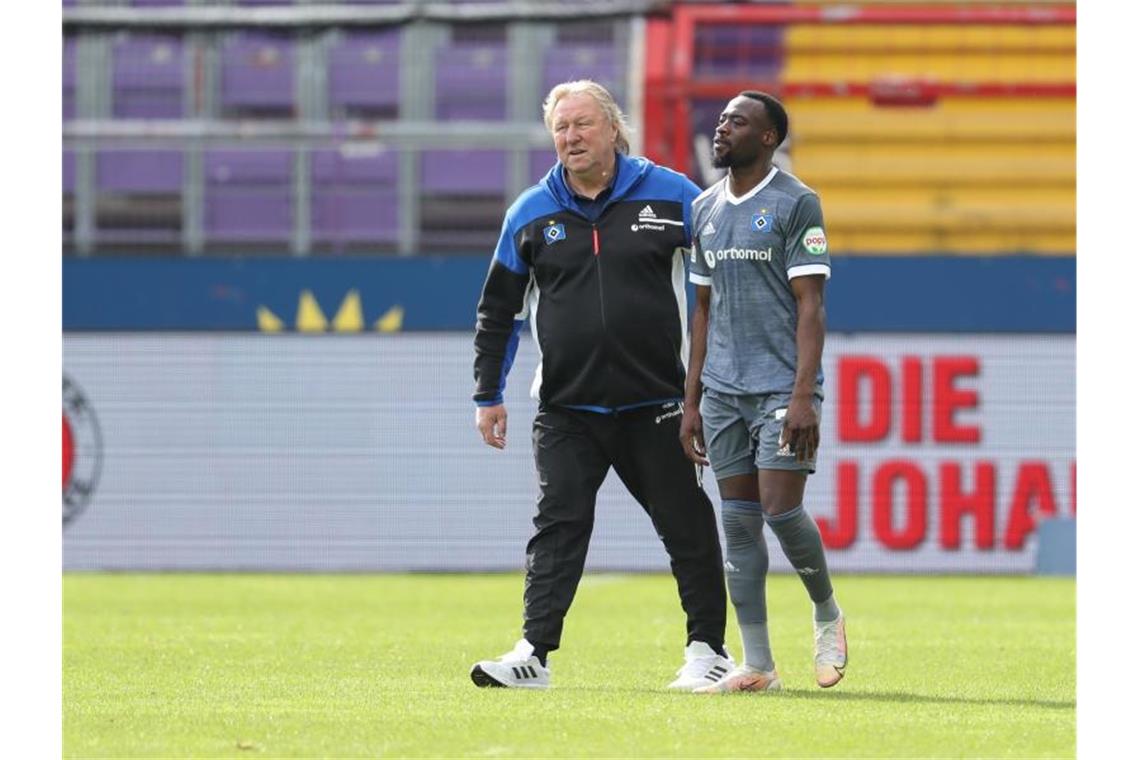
[721,499,766,551]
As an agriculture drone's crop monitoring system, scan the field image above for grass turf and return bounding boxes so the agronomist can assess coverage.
[64,574,1074,758]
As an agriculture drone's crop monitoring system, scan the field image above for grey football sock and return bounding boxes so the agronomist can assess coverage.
[721,499,776,672]
[763,504,839,620]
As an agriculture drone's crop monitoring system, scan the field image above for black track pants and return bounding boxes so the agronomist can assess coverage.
[522,404,727,652]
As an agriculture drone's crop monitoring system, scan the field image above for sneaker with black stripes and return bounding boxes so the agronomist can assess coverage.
[470,639,551,689]
[666,641,735,690]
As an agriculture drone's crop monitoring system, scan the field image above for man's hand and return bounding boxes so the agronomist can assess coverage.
[679,404,709,466]
[781,395,820,463]
[476,404,508,449]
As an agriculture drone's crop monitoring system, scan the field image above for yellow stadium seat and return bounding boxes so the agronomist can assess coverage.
[777,95,1074,255]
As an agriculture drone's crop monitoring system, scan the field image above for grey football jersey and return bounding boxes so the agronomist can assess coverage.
[690,167,831,396]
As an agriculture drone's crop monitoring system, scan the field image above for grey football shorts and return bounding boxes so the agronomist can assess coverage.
[699,387,824,479]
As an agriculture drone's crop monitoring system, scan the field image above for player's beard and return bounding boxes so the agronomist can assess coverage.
[711,149,733,169]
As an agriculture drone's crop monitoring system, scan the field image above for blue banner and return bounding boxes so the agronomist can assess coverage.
[63,255,1074,333]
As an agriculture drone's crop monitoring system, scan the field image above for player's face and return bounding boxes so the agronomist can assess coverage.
[551,93,618,179]
[712,96,776,169]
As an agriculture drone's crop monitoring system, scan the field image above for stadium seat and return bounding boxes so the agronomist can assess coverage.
[220,32,296,116]
[93,150,184,247]
[529,149,557,184]
[63,36,76,120]
[543,45,624,104]
[434,43,508,121]
[64,150,76,195]
[328,30,401,119]
[97,151,184,194]
[693,25,784,80]
[112,34,185,118]
[421,150,507,196]
[311,147,400,250]
[63,150,76,240]
[782,24,1075,82]
[204,149,294,245]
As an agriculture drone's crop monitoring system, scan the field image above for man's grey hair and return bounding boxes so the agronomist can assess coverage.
[542,80,632,155]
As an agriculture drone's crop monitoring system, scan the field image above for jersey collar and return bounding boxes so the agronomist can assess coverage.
[723,165,779,206]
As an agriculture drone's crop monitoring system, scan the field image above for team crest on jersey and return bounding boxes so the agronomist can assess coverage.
[802,226,828,255]
[751,214,773,232]
[543,223,566,244]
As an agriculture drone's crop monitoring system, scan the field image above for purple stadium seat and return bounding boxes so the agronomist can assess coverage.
[434,43,508,121]
[693,25,784,79]
[543,46,621,100]
[64,151,76,194]
[311,148,399,245]
[328,30,401,117]
[130,0,186,6]
[220,32,295,115]
[63,37,76,120]
[112,35,185,118]
[97,150,184,193]
[529,149,557,184]
[204,149,293,243]
[421,150,507,195]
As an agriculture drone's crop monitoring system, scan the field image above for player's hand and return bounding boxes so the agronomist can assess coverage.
[679,404,709,466]
[782,396,820,463]
[476,404,508,449]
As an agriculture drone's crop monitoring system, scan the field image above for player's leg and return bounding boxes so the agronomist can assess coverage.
[607,403,731,690]
[690,390,782,694]
[470,406,610,689]
[751,393,846,687]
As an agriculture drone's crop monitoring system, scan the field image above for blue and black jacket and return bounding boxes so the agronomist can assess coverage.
[473,153,702,411]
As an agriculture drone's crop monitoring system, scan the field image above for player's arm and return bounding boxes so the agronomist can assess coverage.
[782,191,830,463]
[785,274,825,462]
[473,217,531,449]
[681,283,712,465]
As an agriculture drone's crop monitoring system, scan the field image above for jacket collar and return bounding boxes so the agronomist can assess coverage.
[541,152,654,216]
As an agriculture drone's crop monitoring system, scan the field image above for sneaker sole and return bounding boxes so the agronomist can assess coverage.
[470,664,550,689]
[470,665,507,688]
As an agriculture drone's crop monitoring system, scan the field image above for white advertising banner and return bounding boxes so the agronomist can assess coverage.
[63,333,1073,573]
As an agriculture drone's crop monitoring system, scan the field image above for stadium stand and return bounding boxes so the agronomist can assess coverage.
[62,1,1073,257]
[646,3,1075,255]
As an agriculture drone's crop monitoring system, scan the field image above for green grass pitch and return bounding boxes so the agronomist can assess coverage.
[64,573,1074,758]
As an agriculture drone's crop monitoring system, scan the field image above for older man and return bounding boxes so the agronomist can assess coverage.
[470,80,730,690]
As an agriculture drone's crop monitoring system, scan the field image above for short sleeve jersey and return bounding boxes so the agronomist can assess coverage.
[690,167,831,396]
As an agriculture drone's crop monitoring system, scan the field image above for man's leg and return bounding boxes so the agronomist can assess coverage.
[608,405,726,653]
[702,388,779,687]
[751,393,846,687]
[522,406,611,662]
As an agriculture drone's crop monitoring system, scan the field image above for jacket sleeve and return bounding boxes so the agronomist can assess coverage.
[473,213,532,405]
[680,176,702,248]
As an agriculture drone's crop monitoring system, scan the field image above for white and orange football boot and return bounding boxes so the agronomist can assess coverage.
[814,612,847,688]
[692,666,783,694]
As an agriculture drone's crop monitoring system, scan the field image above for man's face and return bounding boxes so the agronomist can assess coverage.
[712,96,776,169]
[551,93,617,177]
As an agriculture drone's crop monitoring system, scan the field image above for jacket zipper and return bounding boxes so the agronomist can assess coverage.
[593,224,605,329]
[592,223,612,400]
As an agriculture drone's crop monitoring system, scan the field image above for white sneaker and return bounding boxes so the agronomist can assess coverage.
[814,611,847,688]
[470,639,551,689]
[666,641,734,690]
